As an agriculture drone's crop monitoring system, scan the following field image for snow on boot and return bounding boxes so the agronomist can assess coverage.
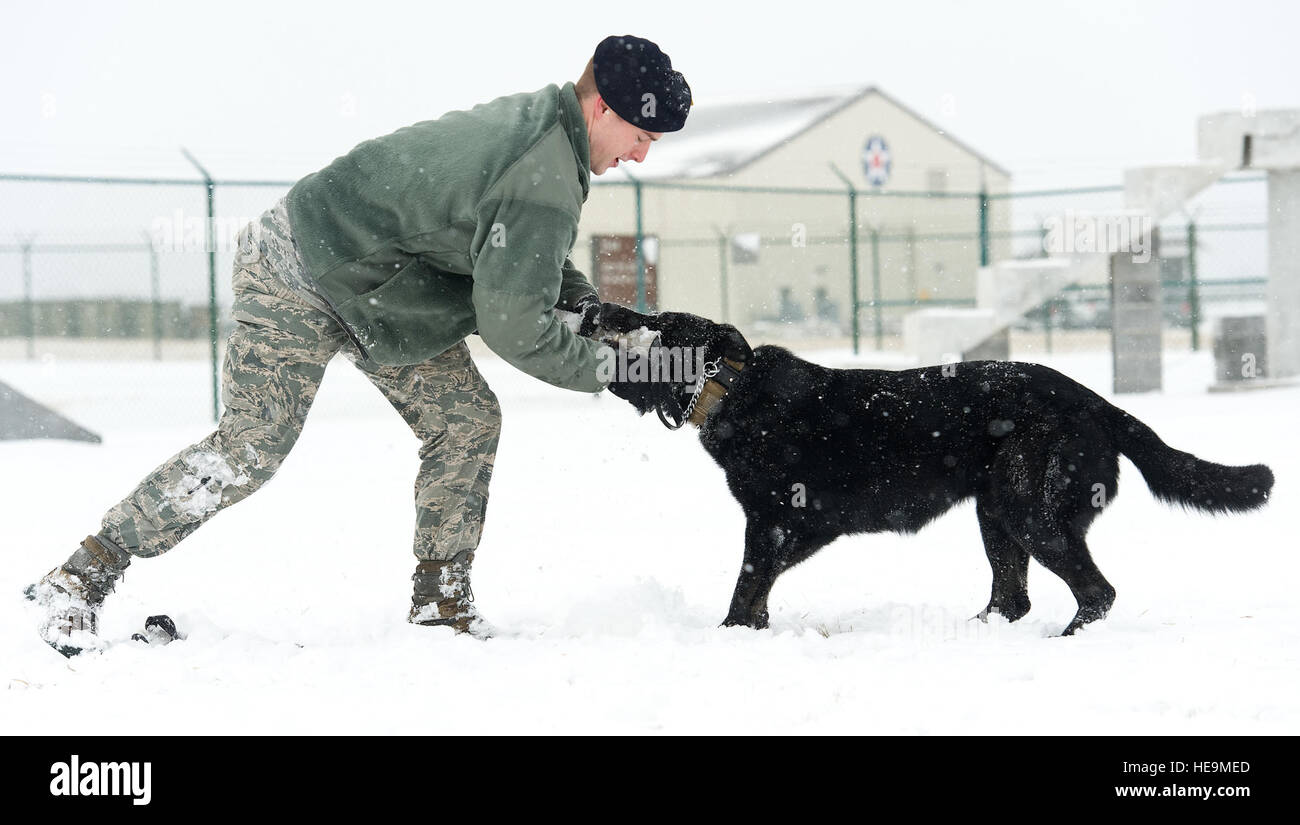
[25,534,132,657]
[408,550,491,638]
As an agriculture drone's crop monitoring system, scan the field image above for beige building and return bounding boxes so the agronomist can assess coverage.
[576,85,1011,342]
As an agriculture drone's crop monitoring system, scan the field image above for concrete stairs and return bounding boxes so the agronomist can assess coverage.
[902,160,1233,365]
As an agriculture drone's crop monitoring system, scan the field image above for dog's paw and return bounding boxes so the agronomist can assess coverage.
[974,601,1030,624]
[1060,621,1086,637]
[720,611,769,630]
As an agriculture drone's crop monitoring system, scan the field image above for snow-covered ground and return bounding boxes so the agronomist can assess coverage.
[2,343,1295,734]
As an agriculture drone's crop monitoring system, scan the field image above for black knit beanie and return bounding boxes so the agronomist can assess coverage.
[593,34,692,132]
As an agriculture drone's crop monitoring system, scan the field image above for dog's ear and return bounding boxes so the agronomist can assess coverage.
[720,326,752,365]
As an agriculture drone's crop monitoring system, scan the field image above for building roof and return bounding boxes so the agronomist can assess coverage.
[601,84,1010,183]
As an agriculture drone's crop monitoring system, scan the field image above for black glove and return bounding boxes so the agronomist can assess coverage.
[594,302,650,339]
[573,294,602,338]
[603,337,683,425]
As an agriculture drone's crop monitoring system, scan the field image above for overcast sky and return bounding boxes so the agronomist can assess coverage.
[2,0,1297,190]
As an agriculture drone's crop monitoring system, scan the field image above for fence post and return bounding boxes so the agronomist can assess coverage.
[1044,298,1054,354]
[978,186,990,267]
[622,170,648,312]
[714,229,730,323]
[870,226,883,350]
[182,148,220,423]
[19,235,35,360]
[635,179,646,311]
[145,231,162,361]
[828,164,860,354]
[1187,220,1201,351]
[906,225,917,299]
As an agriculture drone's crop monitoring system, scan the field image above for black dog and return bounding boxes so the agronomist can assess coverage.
[597,306,1274,635]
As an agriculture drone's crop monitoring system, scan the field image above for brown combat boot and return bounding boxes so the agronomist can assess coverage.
[408,549,491,638]
[25,534,132,657]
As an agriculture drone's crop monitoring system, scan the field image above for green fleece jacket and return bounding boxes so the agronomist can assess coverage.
[285,81,609,392]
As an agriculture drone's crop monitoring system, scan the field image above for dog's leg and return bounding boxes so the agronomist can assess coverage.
[722,520,832,629]
[722,519,793,629]
[1055,543,1116,636]
[1037,449,1117,635]
[1024,528,1116,636]
[989,437,1117,634]
[974,500,1031,622]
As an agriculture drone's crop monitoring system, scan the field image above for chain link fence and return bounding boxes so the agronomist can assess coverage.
[578,178,999,352]
[0,168,1270,423]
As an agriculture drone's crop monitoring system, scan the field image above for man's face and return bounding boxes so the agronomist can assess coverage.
[588,98,663,175]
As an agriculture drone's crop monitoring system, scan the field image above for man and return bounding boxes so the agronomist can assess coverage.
[27,34,691,654]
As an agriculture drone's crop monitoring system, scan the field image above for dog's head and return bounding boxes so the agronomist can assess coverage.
[596,305,752,425]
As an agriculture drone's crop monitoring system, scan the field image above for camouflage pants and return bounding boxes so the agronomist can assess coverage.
[101,199,501,563]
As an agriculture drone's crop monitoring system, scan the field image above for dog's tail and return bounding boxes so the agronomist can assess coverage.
[1104,402,1273,514]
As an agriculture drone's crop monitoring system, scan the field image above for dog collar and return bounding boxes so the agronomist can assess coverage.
[687,357,745,426]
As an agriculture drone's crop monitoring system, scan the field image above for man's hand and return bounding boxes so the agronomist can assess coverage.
[569,298,653,340]
[574,294,602,338]
[594,302,648,338]
[602,336,682,422]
